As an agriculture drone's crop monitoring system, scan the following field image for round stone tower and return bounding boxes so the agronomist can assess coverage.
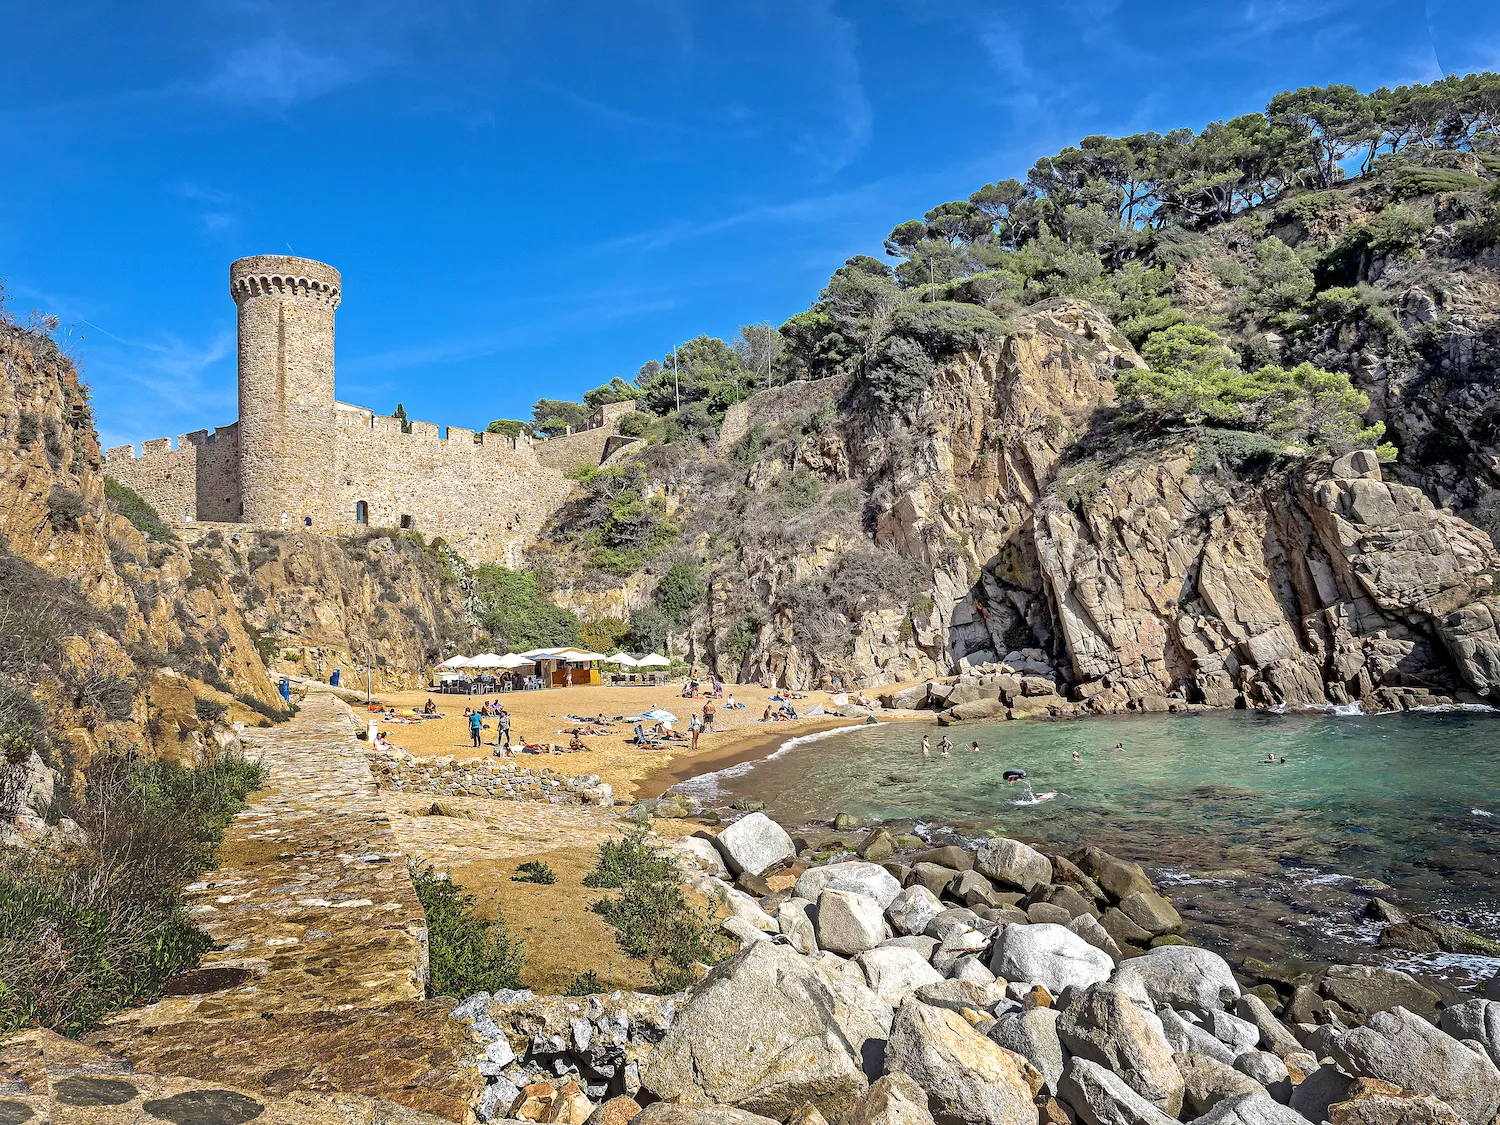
[230,254,341,527]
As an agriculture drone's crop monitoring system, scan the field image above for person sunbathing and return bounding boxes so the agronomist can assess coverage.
[568,734,591,752]
[423,698,437,714]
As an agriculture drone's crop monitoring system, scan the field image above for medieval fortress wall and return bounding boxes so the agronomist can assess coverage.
[105,255,627,565]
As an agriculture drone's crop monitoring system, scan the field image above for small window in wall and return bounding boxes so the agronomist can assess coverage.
[399,514,413,530]
[354,500,369,525]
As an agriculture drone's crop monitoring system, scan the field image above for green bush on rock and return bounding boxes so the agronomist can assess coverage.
[409,862,525,997]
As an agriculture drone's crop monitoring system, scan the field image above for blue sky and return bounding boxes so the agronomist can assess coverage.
[2,1,1496,449]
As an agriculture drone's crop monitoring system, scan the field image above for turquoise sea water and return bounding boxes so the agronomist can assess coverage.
[686,709,1500,980]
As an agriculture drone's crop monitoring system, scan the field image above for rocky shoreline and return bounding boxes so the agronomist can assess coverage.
[451,812,1500,1125]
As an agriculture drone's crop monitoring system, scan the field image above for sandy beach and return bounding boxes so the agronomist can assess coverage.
[341,677,911,993]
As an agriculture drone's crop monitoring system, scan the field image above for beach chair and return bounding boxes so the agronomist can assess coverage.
[633,723,663,747]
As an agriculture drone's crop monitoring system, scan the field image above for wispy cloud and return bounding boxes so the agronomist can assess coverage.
[795,1,872,176]
[91,329,237,449]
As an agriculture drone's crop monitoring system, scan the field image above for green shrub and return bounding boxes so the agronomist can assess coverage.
[46,486,85,530]
[234,693,292,723]
[1390,168,1485,201]
[184,554,222,591]
[0,678,49,767]
[584,829,726,993]
[655,560,704,624]
[1187,430,1287,479]
[472,566,581,652]
[1056,459,1110,515]
[617,412,651,437]
[14,412,38,449]
[0,749,265,1035]
[565,970,603,996]
[409,862,525,998]
[103,477,177,543]
[512,860,558,885]
[194,697,228,725]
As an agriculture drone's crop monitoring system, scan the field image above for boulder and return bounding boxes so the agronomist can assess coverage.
[952,870,998,903]
[1113,946,1240,1017]
[846,1072,938,1125]
[1233,995,1304,1060]
[916,979,1010,1016]
[1029,903,1075,926]
[714,813,796,877]
[1328,1079,1465,1125]
[988,1007,1065,1094]
[776,899,819,956]
[1056,1057,1177,1125]
[1439,998,1500,1066]
[1100,908,1154,949]
[952,956,998,985]
[883,935,940,960]
[817,890,889,956]
[807,955,896,1079]
[1070,847,1154,902]
[888,885,947,938]
[1036,884,1100,921]
[724,916,772,946]
[860,828,898,863]
[1291,1065,1356,1125]
[1159,1009,1237,1066]
[797,862,904,909]
[884,684,938,710]
[1176,1051,1264,1117]
[883,999,1042,1125]
[640,942,869,1119]
[911,846,975,872]
[1319,965,1441,1020]
[1193,1093,1309,1125]
[1234,1051,1292,1104]
[1068,914,1124,964]
[908,863,963,899]
[1203,1009,1262,1055]
[858,947,945,1006]
[724,887,779,932]
[1329,1006,1500,1125]
[991,924,1112,995]
[586,1096,642,1125]
[632,1105,783,1125]
[1058,983,1185,1115]
[677,836,730,877]
[975,838,1053,892]
[1116,892,1184,937]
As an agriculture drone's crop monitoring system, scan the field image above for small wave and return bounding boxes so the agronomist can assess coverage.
[1381,949,1500,984]
[1329,701,1366,717]
[1410,703,1500,714]
[675,722,876,800]
[1474,808,1496,818]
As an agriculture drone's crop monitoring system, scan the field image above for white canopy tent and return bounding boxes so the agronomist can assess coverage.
[434,655,472,670]
[494,653,536,670]
[633,653,671,667]
[467,653,507,669]
[601,653,638,666]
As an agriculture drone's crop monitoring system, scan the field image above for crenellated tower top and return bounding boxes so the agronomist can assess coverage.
[230,255,342,309]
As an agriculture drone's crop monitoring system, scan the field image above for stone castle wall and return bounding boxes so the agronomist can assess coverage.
[101,253,625,565]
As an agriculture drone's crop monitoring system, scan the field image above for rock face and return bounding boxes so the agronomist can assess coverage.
[1057,1057,1177,1125]
[883,1000,1041,1125]
[846,1072,939,1125]
[640,943,869,1120]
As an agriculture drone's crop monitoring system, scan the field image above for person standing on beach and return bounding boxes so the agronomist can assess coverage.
[498,708,511,750]
[921,735,930,758]
[468,710,483,749]
[689,713,701,751]
[702,698,716,733]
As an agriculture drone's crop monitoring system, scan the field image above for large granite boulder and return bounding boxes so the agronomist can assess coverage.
[1192,1092,1309,1125]
[1056,1057,1177,1125]
[1071,848,1154,901]
[975,839,1053,891]
[988,1008,1065,1095]
[713,813,796,877]
[633,1105,784,1125]
[1112,946,1240,1016]
[1329,1006,1500,1125]
[1232,995,1303,1059]
[797,862,904,909]
[888,885,946,939]
[640,942,869,1120]
[1057,983,1185,1115]
[1319,965,1441,1020]
[1175,1051,1264,1117]
[817,891,888,956]
[846,1072,938,1125]
[883,999,1042,1125]
[1439,997,1500,1066]
[857,947,945,1007]
[991,923,1112,994]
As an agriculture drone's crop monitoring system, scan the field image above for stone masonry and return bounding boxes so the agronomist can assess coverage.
[105,255,629,565]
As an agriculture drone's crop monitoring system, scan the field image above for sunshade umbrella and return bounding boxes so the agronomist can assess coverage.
[634,653,671,667]
[600,653,638,666]
[467,653,506,669]
[435,655,472,670]
[641,708,677,722]
[494,653,536,669]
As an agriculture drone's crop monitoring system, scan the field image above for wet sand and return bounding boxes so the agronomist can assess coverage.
[635,718,864,798]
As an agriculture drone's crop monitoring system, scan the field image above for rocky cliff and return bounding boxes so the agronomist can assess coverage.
[0,324,278,842]
[539,296,1500,712]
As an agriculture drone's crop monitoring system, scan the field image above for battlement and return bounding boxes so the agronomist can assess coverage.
[230,254,342,309]
[105,425,238,463]
[333,406,535,458]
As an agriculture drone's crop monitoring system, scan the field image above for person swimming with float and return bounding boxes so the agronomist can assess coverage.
[1003,767,1027,784]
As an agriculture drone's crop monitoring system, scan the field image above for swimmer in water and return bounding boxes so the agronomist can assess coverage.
[1114,743,1124,751]
[939,735,952,758]
[1072,750,1080,762]
[1263,752,1276,762]
[921,735,930,758]
[1003,768,1027,784]
[970,740,981,753]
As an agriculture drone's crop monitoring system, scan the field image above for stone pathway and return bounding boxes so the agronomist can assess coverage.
[8,691,484,1123]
